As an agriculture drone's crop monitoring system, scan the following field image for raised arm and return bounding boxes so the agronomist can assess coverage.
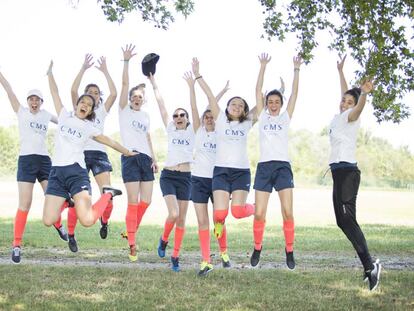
[119,44,136,110]
[215,80,230,104]
[47,61,63,116]
[96,56,117,112]
[286,55,303,118]
[71,54,94,108]
[0,70,20,113]
[348,78,374,122]
[255,53,272,117]
[148,73,169,128]
[183,71,200,132]
[337,55,348,98]
[192,58,220,120]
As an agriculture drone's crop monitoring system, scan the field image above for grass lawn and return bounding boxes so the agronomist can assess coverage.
[0,220,413,310]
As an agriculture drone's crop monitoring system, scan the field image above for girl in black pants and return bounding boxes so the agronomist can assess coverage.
[329,55,381,291]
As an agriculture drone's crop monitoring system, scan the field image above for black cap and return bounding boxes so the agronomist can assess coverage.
[141,53,160,76]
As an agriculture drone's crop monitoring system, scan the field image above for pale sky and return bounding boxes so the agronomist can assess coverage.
[1,0,413,151]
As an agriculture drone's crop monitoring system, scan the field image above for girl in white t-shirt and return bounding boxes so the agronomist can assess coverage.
[192,58,257,268]
[65,53,118,252]
[43,61,135,236]
[250,53,302,270]
[118,44,158,262]
[0,69,69,264]
[149,71,199,272]
[329,56,380,291]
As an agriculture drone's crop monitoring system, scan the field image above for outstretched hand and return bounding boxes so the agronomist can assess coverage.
[360,78,374,94]
[293,55,303,70]
[258,52,271,65]
[122,44,136,62]
[337,54,347,71]
[96,56,108,73]
[192,57,200,77]
[46,60,54,75]
[183,71,195,87]
[82,53,94,70]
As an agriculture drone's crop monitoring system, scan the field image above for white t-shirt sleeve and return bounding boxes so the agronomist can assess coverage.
[87,122,102,138]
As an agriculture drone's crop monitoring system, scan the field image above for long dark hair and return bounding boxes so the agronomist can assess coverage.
[77,94,96,122]
[84,83,102,105]
[225,96,249,122]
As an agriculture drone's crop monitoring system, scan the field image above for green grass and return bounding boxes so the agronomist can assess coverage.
[0,220,414,310]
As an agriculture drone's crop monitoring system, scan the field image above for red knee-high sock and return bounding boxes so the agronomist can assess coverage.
[217,225,227,253]
[13,209,29,247]
[231,204,255,219]
[126,203,138,246]
[92,193,112,222]
[136,201,150,231]
[283,220,295,252]
[198,229,211,263]
[253,219,266,250]
[101,199,113,224]
[53,201,69,229]
[172,226,185,258]
[162,220,175,242]
[213,209,228,224]
[67,208,77,235]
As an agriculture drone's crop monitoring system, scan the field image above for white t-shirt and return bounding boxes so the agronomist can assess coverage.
[119,106,151,157]
[214,110,253,169]
[164,122,195,167]
[17,106,53,156]
[192,127,217,178]
[84,104,108,152]
[329,108,360,164]
[52,108,101,168]
[258,110,290,163]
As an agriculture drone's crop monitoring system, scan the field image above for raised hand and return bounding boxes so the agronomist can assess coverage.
[192,57,200,77]
[293,55,303,70]
[337,54,347,71]
[96,56,108,73]
[279,77,285,94]
[122,44,136,62]
[183,71,195,87]
[82,53,94,71]
[258,52,272,65]
[47,60,54,75]
[360,78,374,94]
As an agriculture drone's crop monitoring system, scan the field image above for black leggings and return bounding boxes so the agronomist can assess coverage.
[331,167,373,271]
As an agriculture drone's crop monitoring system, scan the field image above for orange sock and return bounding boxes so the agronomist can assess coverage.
[92,193,112,222]
[217,225,227,253]
[172,226,185,258]
[53,201,69,229]
[231,204,255,219]
[213,209,228,223]
[283,220,295,252]
[67,208,77,235]
[101,199,113,224]
[198,229,211,263]
[136,201,150,231]
[253,219,266,250]
[13,209,29,247]
[126,203,138,246]
[162,220,175,242]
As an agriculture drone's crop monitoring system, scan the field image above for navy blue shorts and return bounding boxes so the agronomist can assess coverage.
[46,163,91,199]
[17,155,51,183]
[254,161,294,192]
[191,176,213,204]
[84,150,113,176]
[212,166,251,193]
[160,169,191,200]
[121,152,155,183]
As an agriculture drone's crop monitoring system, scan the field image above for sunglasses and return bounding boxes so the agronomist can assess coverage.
[173,113,186,119]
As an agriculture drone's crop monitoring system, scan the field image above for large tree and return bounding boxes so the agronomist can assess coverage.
[97,0,414,122]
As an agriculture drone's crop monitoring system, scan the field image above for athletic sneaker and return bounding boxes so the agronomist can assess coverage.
[99,218,108,239]
[285,249,295,270]
[367,259,382,291]
[171,256,180,272]
[364,259,379,282]
[102,186,122,198]
[55,225,68,241]
[221,251,231,268]
[68,235,78,253]
[198,261,214,277]
[11,246,21,264]
[157,237,168,258]
[214,222,224,239]
[250,247,262,267]
[129,245,137,262]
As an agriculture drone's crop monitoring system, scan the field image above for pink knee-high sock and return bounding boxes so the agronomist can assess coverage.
[217,225,227,253]
[162,220,175,242]
[53,201,69,229]
[253,219,266,250]
[136,201,150,231]
[67,208,77,235]
[126,203,138,246]
[213,209,228,224]
[101,199,113,224]
[172,226,185,258]
[13,209,29,247]
[231,204,255,219]
[283,219,295,252]
[198,229,211,263]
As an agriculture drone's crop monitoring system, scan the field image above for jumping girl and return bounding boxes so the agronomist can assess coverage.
[119,44,158,262]
[329,55,381,291]
[0,69,68,264]
[250,53,302,270]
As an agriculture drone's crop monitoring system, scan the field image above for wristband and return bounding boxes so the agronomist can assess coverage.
[195,75,203,80]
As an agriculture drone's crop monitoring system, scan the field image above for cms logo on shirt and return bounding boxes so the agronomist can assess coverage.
[132,120,147,132]
[263,124,282,131]
[225,129,245,136]
[203,142,216,149]
[60,126,82,138]
[172,138,190,145]
[30,122,47,132]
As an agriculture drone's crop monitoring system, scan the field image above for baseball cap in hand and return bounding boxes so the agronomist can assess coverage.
[141,53,160,76]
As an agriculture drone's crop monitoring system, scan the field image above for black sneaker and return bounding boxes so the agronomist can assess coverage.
[99,218,108,239]
[171,256,180,272]
[250,247,262,267]
[220,252,231,268]
[11,246,21,264]
[367,260,382,291]
[197,261,214,277]
[364,259,379,282]
[55,225,68,241]
[285,249,295,270]
[68,235,78,253]
[102,186,122,198]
